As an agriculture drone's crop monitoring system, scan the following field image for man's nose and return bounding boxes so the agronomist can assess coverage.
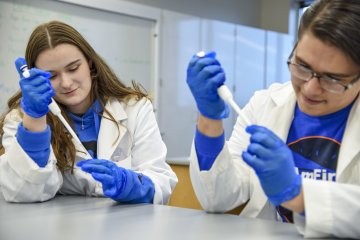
[303,75,324,94]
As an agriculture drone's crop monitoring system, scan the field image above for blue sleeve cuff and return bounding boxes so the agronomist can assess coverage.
[16,123,51,167]
[195,127,225,171]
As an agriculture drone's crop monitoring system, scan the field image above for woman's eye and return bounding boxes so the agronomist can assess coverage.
[69,65,79,72]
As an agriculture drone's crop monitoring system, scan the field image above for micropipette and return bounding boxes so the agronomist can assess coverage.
[217,85,252,126]
[196,51,252,126]
[19,61,91,158]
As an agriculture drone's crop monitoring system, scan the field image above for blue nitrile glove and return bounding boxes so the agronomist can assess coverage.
[241,125,302,206]
[15,57,55,118]
[186,51,229,119]
[77,159,155,203]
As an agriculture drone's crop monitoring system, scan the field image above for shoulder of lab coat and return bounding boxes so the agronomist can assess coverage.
[105,97,178,204]
[0,108,62,202]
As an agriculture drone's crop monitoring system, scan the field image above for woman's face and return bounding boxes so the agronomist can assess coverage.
[291,32,360,116]
[35,43,92,114]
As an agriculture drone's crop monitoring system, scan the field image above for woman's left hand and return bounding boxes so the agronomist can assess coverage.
[77,159,126,198]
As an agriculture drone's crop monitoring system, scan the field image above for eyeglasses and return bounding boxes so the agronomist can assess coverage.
[287,46,360,94]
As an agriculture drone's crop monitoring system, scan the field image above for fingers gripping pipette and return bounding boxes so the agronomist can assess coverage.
[18,62,63,117]
[196,51,252,126]
[19,60,91,158]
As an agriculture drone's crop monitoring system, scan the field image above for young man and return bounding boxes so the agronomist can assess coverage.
[186,0,360,238]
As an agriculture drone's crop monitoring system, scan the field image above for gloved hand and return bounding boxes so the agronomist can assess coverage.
[241,125,302,206]
[186,51,229,120]
[77,159,155,203]
[77,159,126,198]
[15,57,54,118]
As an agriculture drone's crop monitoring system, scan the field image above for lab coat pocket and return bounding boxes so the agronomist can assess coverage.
[110,130,132,169]
[112,155,131,169]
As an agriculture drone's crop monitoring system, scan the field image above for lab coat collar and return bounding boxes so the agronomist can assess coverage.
[97,98,128,160]
[73,98,128,160]
[337,96,360,179]
[267,82,297,142]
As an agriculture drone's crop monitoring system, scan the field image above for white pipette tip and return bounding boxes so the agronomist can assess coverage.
[217,85,233,102]
[48,101,62,116]
[196,51,206,58]
[217,85,252,126]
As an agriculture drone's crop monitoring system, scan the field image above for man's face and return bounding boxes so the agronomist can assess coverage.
[291,32,360,116]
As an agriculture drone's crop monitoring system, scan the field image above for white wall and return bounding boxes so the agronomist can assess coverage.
[122,0,261,28]
[123,0,296,33]
[259,0,292,33]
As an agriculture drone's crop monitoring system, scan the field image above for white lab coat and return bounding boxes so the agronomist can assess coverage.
[0,97,177,204]
[190,82,360,239]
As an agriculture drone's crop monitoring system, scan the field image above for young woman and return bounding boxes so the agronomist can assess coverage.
[0,21,177,204]
[186,0,360,238]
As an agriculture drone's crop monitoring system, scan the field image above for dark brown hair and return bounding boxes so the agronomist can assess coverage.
[299,0,360,66]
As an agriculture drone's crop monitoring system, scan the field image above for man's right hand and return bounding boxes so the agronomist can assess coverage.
[186,52,229,120]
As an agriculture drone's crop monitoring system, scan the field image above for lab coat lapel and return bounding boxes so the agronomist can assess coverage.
[337,97,360,179]
[74,139,93,160]
[97,99,128,160]
[265,85,297,142]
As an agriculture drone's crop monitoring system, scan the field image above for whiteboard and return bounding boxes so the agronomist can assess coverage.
[159,10,201,163]
[0,0,155,112]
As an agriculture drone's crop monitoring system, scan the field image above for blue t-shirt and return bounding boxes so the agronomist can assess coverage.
[68,100,102,158]
[277,102,353,222]
[287,103,353,182]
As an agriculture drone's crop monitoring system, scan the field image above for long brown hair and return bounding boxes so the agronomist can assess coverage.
[0,21,148,172]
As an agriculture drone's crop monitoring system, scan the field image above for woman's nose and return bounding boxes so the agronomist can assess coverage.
[59,73,73,88]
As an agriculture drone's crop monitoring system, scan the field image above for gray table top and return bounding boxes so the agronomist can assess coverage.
[0,195,329,240]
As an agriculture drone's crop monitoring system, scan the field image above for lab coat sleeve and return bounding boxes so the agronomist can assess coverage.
[189,141,249,212]
[294,178,360,239]
[189,117,253,212]
[0,109,63,202]
[189,84,268,213]
[130,99,177,204]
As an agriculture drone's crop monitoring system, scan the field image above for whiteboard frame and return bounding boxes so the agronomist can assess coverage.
[56,0,161,114]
